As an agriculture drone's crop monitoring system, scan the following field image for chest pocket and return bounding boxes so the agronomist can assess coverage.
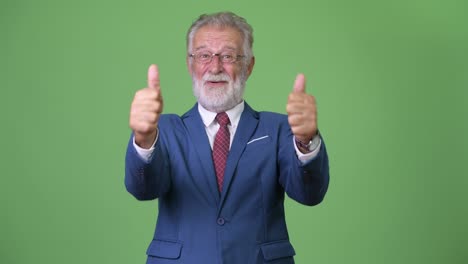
[245,135,271,150]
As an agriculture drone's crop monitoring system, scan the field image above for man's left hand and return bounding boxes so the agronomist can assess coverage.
[286,73,318,144]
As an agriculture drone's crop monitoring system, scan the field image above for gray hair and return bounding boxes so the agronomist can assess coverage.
[187,12,254,63]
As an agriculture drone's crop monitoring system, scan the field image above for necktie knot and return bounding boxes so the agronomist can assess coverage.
[216,112,230,127]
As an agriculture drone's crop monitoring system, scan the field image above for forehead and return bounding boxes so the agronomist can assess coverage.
[192,26,244,51]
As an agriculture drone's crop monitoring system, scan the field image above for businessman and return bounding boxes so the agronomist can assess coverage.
[125,11,330,264]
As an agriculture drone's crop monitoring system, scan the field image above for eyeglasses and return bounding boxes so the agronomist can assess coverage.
[189,51,245,64]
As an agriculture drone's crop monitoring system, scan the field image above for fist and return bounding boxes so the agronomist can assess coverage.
[286,73,318,143]
[129,64,164,149]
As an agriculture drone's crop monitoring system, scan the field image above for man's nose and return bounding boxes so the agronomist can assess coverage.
[208,55,224,74]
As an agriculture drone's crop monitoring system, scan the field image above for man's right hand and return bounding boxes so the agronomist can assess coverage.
[129,64,164,149]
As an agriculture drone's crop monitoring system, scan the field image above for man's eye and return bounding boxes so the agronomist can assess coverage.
[221,54,234,60]
[200,53,211,58]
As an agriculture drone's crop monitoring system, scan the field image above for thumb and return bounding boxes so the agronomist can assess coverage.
[147,64,160,90]
[293,73,306,93]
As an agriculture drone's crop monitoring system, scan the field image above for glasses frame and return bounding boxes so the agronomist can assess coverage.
[188,51,246,64]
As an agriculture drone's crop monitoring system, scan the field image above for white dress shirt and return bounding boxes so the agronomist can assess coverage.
[133,101,321,164]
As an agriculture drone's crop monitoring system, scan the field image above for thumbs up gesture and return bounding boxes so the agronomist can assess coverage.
[286,74,318,145]
[129,64,164,149]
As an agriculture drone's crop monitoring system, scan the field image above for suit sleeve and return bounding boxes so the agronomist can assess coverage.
[277,121,330,206]
[124,132,172,201]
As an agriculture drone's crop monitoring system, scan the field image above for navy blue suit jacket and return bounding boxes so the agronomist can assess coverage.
[125,102,329,264]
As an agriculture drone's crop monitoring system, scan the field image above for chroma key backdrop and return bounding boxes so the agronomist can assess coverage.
[1,0,467,263]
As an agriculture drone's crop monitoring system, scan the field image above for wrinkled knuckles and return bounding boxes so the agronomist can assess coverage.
[286,104,295,114]
[139,123,156,134]
[144,112,158,123]
[288,115,301,126]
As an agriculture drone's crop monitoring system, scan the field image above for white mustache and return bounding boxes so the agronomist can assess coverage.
[203,73,231,82]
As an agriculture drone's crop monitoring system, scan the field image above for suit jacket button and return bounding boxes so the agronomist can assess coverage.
[217,217,225,226]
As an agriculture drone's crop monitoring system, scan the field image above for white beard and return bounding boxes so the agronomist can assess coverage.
[192,71,246,113]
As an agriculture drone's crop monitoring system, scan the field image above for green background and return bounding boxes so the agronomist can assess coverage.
[2,0,467,263]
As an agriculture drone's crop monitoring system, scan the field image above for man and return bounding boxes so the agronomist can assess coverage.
[125,11,329,264]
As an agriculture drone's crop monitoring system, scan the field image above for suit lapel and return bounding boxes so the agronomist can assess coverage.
[218,103,259,212]
[182,104,220,205]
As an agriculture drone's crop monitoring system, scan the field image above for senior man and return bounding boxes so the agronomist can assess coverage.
[125,11,329,264]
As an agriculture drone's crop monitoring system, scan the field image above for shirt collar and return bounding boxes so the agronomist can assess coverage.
[198,101,245,127]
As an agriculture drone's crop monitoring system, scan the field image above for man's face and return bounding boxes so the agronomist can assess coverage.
[187,26,254,112]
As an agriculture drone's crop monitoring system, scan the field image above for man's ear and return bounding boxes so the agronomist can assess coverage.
[246,56,255,77]
[186,56,193,76]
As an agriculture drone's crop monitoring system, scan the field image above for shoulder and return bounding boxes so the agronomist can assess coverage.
[256,111,289,128]
[257,111,287,121]
[158,114,185,133]
[159,113,182,125]
[250,110,290,136]
[244,102,287,123]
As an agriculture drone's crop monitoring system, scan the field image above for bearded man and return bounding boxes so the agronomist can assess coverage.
[125,11,330,264]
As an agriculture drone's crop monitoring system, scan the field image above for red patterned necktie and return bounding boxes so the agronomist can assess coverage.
[212,112,230,193]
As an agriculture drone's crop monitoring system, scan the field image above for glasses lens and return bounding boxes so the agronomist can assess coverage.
[220,53,235,63]
[196,52,212,63]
